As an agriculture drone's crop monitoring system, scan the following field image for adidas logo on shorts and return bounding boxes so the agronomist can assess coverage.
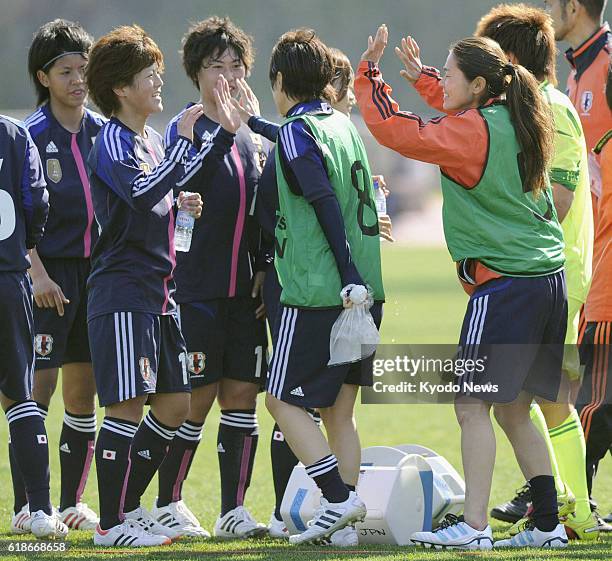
[46,141,59,153]
[217,443,225,453]
[137,449,151,460]
[60,442,71,454]
[290,386,305,397]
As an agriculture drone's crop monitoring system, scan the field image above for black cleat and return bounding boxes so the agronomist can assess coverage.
[594,511,612,533]
[604,512,612,524]
[490,483,531,523]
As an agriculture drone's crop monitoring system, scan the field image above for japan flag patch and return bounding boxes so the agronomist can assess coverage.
[102,449,116,460]
[36,434,47,444]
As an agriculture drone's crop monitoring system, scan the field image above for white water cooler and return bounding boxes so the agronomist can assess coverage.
[280,444,465,545]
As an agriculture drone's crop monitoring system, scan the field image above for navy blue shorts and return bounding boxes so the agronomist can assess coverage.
[0,272,35,401]
[263,266,282,339]
[266,303,383,408]
[457,271,567,403]
[88,312,190,407]
[176,297,268,388]
[34,257,90,370]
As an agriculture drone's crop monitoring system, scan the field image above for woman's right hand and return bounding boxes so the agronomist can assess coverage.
[361,24,388,64]
[177,104,205,142]
[32,272,70,317]
[232,78,261,123]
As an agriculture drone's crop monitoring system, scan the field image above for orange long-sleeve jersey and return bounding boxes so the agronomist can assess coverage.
[565,24,611,154]
[355,61,488,189]
[586,132,612,321]
[355,60,505,292]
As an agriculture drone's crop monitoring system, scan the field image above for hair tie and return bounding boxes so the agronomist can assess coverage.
[503,62,516,77]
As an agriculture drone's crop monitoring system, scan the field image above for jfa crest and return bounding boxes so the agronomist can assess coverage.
[581,91,593,113]
[35,334,54,357]
[188,352,206,375]
[46,159,62,183]
[139,357,152,380]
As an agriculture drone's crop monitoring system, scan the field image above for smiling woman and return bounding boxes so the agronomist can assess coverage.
[83,24,241,549]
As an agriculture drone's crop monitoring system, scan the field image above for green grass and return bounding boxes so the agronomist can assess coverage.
[1,245,610,560]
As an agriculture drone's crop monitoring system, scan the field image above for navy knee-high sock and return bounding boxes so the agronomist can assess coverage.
[6,401,52,515]
[123,412,178,514]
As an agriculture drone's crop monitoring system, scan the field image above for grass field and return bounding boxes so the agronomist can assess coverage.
[0,245,610,560]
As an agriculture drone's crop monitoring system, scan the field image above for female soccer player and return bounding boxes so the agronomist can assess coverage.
[8,19,103,534]
[157,17,268,539]
[356,25,568,549]
[85,24,240,547]
[260,29,384,546]
[232,48,392,543]
[0,114,68,540]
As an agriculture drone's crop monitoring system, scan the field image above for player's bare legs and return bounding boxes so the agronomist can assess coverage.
[319,384,360,486]
[31,368,59,407]
[62,363,96,414]
[494,393,553,481]
[185,383,218,424]
[266,394,331,464]
[455,396,496,530]
[217,378,258,410]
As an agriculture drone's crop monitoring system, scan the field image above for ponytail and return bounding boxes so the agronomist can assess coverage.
[504,64,554,197]
[452,37,554,197]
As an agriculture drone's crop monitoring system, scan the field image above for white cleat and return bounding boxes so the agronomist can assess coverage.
[59,502,99,530]
[411,514,493,550]
[30,510,69,540]
[151,499,210,539]
[213,506,268,539]
[494,522,568,548]
[124,505,182,541]
[325,524,359,547]
[10,504,31,534]
[268,513,289,539]
[93,520,171,547]
[289,491,367,545]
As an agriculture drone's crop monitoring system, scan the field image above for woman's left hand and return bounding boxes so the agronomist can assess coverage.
[178,191,203,219]
[252,271,266,319]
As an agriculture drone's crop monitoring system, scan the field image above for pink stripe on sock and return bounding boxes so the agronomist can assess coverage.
[118,446,132,522]
[71,133,95,257]
[172,449,193,502]
[75,439,95,503]
[228,143,246,297]
[236,436,252,506]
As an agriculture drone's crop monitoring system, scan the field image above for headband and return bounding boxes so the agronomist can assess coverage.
[41,51,87,71]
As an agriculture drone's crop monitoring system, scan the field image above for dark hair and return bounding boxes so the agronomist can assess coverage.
[475,3,557,85]
[561,0,607,21]
[28,19,93,106]
[330,47,354,102]
[86,25,164,117]
[269,29,336,103]
[452,37,554,197]
[182,16,254,89]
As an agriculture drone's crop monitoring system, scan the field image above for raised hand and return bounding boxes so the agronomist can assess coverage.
[395,36,423,85]
[213,75,241,134]
[361,24,388,65]
[231,78,261,123]
[177,103,204,142]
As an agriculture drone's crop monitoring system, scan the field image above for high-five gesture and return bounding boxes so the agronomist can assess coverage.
[213,75,242,134]
[232,78,261,123]
[395,36,423,84]
[361,24,388,65]
[177,103,205,142]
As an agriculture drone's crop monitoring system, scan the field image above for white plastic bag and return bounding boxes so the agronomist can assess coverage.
[328,284,381,366]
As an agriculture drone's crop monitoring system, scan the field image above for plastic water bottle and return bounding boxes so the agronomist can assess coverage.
[374,178,386,216]
[175,204,195,253]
